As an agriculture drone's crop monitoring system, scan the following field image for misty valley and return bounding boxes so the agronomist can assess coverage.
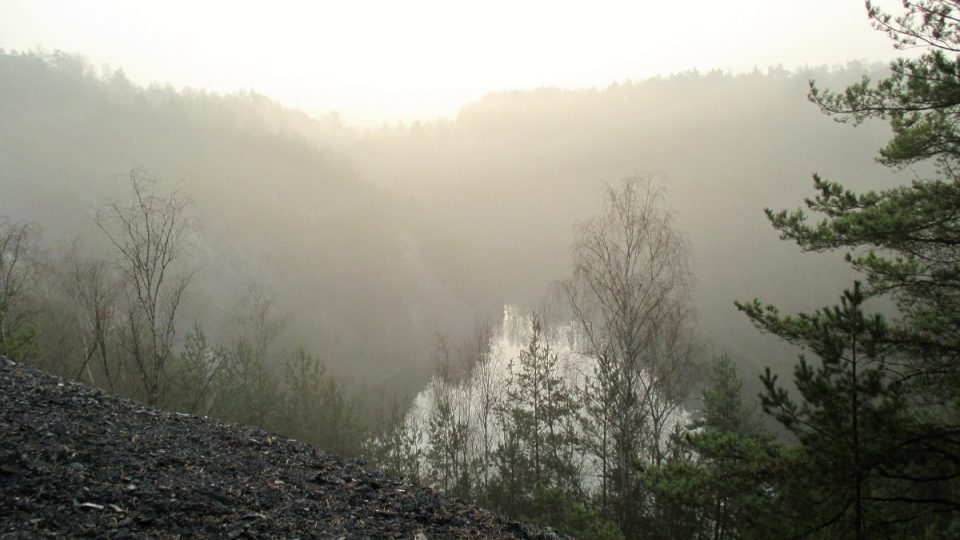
[4,2,960,538]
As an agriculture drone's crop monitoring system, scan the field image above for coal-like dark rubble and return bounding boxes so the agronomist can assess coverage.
[0,356,567,539]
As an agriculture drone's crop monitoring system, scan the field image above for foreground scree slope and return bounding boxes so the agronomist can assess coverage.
[0,357,565,538]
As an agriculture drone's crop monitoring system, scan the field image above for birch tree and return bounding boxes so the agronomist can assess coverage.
[97,169,193,406]
[562,177,698,535]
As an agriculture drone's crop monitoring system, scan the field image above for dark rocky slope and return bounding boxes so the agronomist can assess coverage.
[0,357,564,539]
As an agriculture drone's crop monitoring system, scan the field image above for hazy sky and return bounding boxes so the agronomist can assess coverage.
[0,0,905,125]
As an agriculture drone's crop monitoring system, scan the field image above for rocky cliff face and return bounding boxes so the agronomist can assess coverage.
[0,356,564,539]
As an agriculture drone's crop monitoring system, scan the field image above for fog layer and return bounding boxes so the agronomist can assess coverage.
[0,51,910,396]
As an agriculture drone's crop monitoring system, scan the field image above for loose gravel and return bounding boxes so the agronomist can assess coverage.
[0,356,566,539]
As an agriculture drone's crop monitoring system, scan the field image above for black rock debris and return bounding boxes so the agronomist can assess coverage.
[0,356,567,539]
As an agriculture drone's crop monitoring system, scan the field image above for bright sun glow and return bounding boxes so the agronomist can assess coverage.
[0,0,904,125]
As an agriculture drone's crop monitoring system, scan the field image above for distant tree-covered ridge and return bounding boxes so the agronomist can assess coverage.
[3,15,950,536]
[0,48,903,398]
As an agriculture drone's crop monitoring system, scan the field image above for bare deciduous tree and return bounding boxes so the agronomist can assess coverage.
[0,219,39,360]
[64,241,122,390]
[468,320,500,503]
[561,176,700,534]
[97,169,193,406]
[425,335,475,499]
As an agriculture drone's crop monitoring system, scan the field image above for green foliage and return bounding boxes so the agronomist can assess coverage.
[425,377,473,499]
[496,314,581,497]
[164,322,221,414]
[764,173,960,416]
[283,346,326,441]
[211,337,281,429]
[487,426,527,512]
[740,1,960,535]
[365,397,423,482]
[208,335,371,459]
[487,314,585,521]
[284,347,366,456]
[810,1,960,172]
[640,459,710,540]
[744,191,959,536]
[525,486,624,540]
[637,355,784,540]
[801,4,960,400]
[0,310,37,362]
[0,220,39,361]
[696,354,760,436]
[210,286,285,429]
[312,370,367,457]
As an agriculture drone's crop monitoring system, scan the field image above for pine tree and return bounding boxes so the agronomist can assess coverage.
[425,379,473,498]
[642,355,781,540]
[740,283,913,537]
[738,1,960,534]
[696,354,760,436]
[366,397,423,482]
[691,355,772,540]
[494,313,581,507]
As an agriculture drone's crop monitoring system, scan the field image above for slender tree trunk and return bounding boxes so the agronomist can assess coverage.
[851,331,863,540]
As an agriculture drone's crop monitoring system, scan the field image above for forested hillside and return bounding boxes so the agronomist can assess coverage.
[0,50,909,392]
[3,13,953,533]
[354,65,911,368]
[0,50,467,394]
